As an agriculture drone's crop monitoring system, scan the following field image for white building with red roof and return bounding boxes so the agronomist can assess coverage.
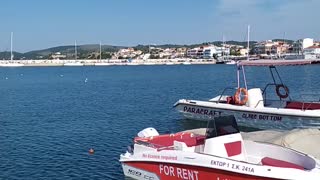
[304,45,320,55]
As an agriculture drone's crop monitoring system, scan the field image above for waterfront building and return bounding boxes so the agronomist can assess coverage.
[302,38,314,49]
[203,47,217,59]
[253,40,289,56]
[50,52,66,60]
[303,45,320,55]
[187,47,200,58]
[239,48,249,56]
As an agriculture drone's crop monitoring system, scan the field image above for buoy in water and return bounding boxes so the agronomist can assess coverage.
[89,148,94,154]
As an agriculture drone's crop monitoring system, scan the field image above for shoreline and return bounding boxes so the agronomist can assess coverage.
[1,59,319,67]
[0,59,218,67]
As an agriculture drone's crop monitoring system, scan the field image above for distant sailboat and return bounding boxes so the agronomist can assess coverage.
[94,42,112,66]
[0,32,24,67]
[64,40,84,66]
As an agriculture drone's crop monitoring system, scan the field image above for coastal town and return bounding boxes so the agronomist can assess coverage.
[1,38,320,67]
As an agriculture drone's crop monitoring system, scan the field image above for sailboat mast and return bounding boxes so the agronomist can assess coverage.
[11,32,13,61]
[75,40,77,60]
[247,25,250,61]
[222,34,225,61]
[99,42,102,61]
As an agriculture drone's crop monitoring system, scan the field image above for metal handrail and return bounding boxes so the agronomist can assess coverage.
[135,140,174,151]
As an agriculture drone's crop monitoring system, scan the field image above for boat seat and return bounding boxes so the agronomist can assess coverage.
[261,157,304,170]
[285,102,320,110]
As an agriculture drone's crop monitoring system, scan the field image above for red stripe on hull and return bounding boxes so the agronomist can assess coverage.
[125,161,279,180]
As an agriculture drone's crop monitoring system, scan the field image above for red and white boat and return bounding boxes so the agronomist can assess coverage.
[174,59,320,129]
[120,115,320,180]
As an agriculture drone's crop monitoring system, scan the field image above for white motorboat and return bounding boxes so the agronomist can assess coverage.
[165,62,175,65]
[120,115,320,180]
[182,61,191,65]
[225,60,236,65]
[174,59,320,129]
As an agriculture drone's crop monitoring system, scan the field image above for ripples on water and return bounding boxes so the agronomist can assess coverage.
[0,64,319,179]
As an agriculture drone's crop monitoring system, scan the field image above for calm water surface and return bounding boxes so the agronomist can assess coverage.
[0,64,319,179]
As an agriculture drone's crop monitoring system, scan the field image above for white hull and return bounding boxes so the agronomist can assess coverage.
[226,60,236,65]
[174,99,320,129]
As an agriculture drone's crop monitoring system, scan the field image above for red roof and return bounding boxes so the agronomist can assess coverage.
[305,45,320,49]
[238,59,312,66]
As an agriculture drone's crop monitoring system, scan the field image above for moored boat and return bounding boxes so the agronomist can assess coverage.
[120,115,320,180]
[174,59,320,129]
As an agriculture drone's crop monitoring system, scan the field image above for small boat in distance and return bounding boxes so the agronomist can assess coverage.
[94,42,113,66]
[225,60,236,65]
[182,61,191,65]
[120,115,320,180]
[0,32,25,67]
[63,41,84,66]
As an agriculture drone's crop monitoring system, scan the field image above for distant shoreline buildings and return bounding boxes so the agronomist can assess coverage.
[1,38,320,61]
[41,38,320,61]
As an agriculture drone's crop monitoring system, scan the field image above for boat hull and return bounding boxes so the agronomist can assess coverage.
[174,100,320,129]
[122,161,278,180]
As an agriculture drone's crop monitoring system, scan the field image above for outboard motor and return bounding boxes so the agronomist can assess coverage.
[137,127,159,138]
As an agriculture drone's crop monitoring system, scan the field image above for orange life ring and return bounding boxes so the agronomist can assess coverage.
[276,85,289,99]
[234,88,248,105]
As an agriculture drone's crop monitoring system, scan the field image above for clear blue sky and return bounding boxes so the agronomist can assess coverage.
[0,0,318,52]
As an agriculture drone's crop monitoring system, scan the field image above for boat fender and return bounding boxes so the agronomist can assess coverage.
[234,88,248,105]
[276,85,289,99]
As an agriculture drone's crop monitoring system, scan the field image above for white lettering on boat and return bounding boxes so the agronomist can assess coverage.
[183,106,221,116]
[211,160,254,173]
[242,113,282,121]
[159,164,199,180]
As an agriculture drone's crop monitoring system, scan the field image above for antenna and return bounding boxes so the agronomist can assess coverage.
[99,42,102,61]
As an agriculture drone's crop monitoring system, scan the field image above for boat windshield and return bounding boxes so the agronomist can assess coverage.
[205,115,240,139]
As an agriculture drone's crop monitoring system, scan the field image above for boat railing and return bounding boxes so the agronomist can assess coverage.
[263,99,288,109]
[293,93,320,111]
[299,94,320,103]
[135,140,174,151]
[254,100,265,108]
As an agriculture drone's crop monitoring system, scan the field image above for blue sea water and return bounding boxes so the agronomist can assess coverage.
[0,64,319,179]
